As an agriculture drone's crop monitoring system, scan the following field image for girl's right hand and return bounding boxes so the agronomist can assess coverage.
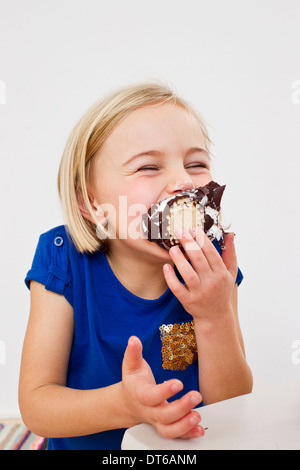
[121,336,205,439]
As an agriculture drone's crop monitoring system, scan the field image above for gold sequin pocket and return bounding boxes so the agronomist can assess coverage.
[159,320,198,371]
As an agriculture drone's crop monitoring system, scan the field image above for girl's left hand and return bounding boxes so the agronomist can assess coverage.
[163,227,238,323]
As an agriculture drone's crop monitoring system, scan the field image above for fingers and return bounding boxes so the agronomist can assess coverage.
[136,378,184,407]
[122,336,144,374]
[181,227,224,272]
[153,390,203,425]
[169,227,235,277]
[221,232,238,280]
[122,336,205,440]
[149,389,204,439]
[163,262,188,301]
[180,423,206,439]
[156,410,203,440]
[156,409,205,440]
[123,336,186,406]
[175,228,211,273]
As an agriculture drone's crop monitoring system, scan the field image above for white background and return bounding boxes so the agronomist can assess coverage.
[0,0,299,417]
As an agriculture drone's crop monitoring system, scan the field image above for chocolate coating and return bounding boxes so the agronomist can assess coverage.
[141,180,226,251]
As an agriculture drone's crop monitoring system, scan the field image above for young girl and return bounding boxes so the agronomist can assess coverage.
[19,82,253,450]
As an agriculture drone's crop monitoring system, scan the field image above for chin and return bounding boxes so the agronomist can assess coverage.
[132,237,171,262]
[146,241,172,262]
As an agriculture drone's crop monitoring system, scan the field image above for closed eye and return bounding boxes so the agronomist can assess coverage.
[186,163,206,167]
[185,163,209,170]
[137,166,159,172]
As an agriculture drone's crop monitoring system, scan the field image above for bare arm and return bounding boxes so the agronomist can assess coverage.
[18,281,134,437]
[163,229,253,406]
[194,284,253,405]
[19,281,205,439]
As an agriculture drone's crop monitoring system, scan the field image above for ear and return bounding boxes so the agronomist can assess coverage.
[77,192,97,223]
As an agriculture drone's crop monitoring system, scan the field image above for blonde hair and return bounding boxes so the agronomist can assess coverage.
[57,82,212,253]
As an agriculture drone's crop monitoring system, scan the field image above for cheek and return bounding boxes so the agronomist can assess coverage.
[117,181,159,240]
[123,178,159,209]
[193,173,213,188]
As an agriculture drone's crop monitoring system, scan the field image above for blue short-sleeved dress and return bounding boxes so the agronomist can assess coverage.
[25,225,243,450]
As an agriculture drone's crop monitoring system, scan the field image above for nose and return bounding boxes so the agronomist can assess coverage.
[164,170,195,196]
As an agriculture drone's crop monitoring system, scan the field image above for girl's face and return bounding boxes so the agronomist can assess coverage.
[88,103,212,261]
